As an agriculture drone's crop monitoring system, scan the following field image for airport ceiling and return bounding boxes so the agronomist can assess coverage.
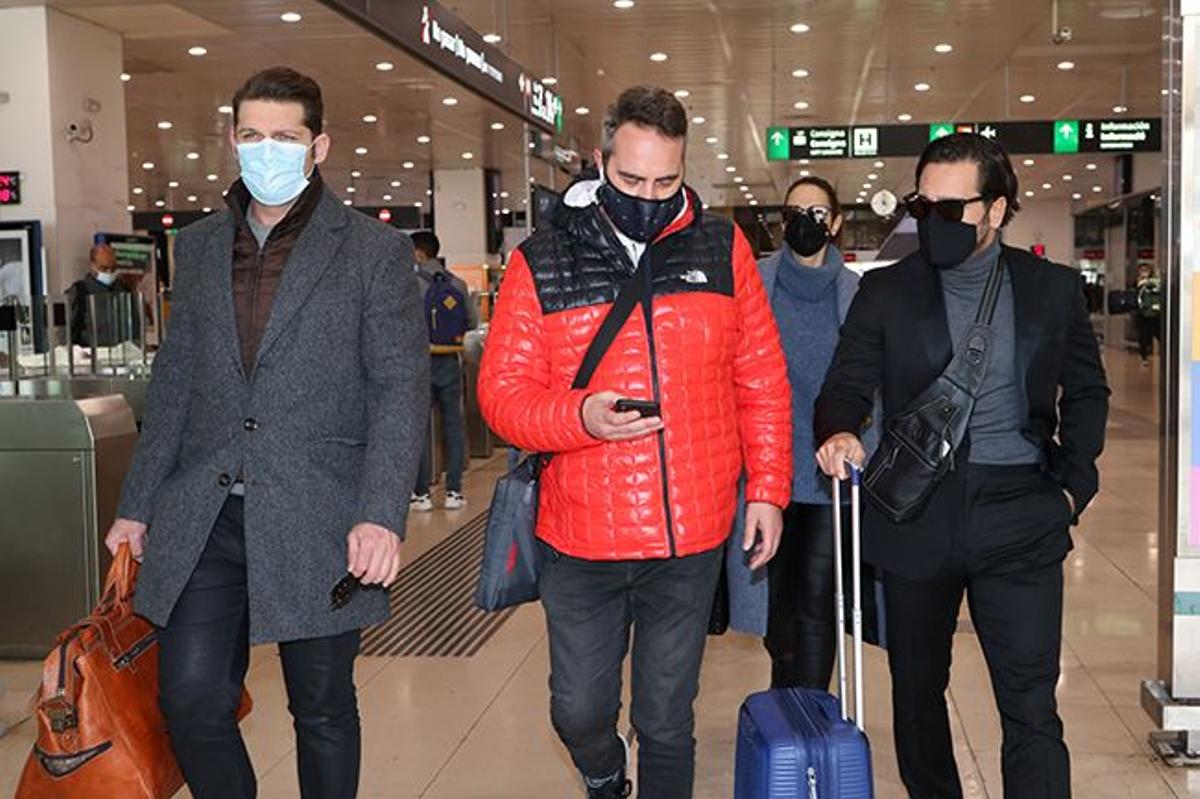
[9,0,1165,216]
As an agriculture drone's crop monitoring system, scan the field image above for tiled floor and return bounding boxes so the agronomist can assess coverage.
[0,349,1189,797]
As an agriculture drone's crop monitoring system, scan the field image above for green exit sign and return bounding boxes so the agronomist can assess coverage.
[1054,120,1080,153]
[767,126,790,161]
[929,123,955,141]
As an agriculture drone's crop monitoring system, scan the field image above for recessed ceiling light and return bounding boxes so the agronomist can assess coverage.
[1057,60,1076,71]
[692,116,706,124]
[674,89,690,99]
[343,199,352,206]
[792,68,810,79]
[383,194,393,201]
[704,136,718,145]
[280,11,302,23]
[141,161,154,170]
[800,170,811,177]
[500,191,510,199]
[897,113,913,122]
[1042,182,1053,190]
[375,61,394,71]
[749,199,759,206]
[168,180,179,188]
[403,161,415,169]
[427,189,433,196]
[717,152,730,160]
[790,22,810,34]
[490,121,506,130]
[1086,163,1098,171]
[1019,94,1036,103]
[120,72,131,82]
[575,106,590,115]
[1113,104,1129,114]
[863,182,872,189]
[867,173,879,180]
[1024,190,1035,198]
[739,185,749,192]
[157,120,173,130]
[1093,185,1103,192]
[414,201,423,208]
[154,199,166,207]
[443,96,459,106]
[733,176,745,184]
[206,173,218,182]
[934,43,954,54]
[355,146,368,155]
[541,76,558,86]
[914,82,931,92]
[1072,192,1083,200]
[126,204,135,211]
[613,0,635,8]
[794,100,810,110]
[462,151,474,160]
[202,206,211,213]
[390,180,401,187]
[874,160,885,168]
[799,159,811,165]
[351,170,362,178]
[417,135,431,144]
[725,165,736,173]
[218,105,233,114]
[187,194,197,202]
[187,46,207,57]
[346,186,356,194]
[186,151,200,160]
[650,52,669,62]
[362,114,378,123]
[1023,158,1036,166]
[482,32,502,44]
[1062,174,1074,182]
[132,187,144,195]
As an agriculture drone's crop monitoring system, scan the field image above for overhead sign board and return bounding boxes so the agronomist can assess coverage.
[766,118,1161,160]
[319,0,563,133]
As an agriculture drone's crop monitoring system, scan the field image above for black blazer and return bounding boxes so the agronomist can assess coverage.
[814,245,1110,579]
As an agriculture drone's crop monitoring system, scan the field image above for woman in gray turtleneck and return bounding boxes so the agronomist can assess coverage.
[750,176,879,689]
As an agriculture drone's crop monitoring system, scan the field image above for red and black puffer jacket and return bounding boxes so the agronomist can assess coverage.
[478,184,792,561]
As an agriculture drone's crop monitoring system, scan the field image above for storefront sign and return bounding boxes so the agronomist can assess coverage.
[0,172,20,205]
[767,118,1162,160]
[320,0,563,133]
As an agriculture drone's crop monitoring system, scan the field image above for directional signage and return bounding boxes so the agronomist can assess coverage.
[766,118,1161,160]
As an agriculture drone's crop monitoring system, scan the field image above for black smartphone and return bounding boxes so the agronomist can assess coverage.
[613,398,661,418]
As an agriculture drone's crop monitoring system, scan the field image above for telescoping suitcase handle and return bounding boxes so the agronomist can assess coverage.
[832,464,866,732]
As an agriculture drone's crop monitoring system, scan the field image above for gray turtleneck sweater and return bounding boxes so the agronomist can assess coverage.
[941,240,1042,465]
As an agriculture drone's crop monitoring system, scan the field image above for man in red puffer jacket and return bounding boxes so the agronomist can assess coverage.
[479,86,792,799]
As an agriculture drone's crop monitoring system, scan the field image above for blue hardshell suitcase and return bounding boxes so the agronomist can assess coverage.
[735,467,874,798]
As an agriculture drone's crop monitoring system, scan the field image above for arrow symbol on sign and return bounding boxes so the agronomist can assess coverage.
[771,130,785,146]
[1060,123,1076,138]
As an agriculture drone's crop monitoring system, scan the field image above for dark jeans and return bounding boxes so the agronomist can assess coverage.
[415,354,466,494]
[157,497,363,799]
[886,465,1072,799]
[1135,314,1160,360]
[765,502,884,690]
[539,542,724,799]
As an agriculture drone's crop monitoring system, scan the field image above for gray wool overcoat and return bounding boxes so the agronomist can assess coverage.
[116,187,430,643]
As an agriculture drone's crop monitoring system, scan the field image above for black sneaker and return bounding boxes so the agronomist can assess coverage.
[585,774,632,798]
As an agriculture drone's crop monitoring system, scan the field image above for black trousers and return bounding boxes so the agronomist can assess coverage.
[1135,314,1160,360]
[157,497,363,799]
[886,465,1073,799]
[538,542,723,799]
[765,502,884,690]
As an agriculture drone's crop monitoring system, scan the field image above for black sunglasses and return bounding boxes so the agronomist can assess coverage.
[782,205,833,225]
[904,193,989,223]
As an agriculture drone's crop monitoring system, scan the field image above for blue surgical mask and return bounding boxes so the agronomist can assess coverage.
[236,139,314,207]
[95,271,117,286]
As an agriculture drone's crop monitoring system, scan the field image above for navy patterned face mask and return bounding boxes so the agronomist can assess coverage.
[598,180,685,243]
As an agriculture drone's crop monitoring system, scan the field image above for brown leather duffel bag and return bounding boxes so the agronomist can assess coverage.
[16,544,252,798]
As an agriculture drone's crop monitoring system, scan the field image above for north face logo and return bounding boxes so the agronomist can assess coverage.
[683,269,708,285]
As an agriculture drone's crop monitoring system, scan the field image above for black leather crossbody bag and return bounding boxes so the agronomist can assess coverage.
[862,257,1005,524]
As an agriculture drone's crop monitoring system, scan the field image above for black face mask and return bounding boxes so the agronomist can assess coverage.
[784,212,831,258]
[917,211,985,269]
[598,180,685,243]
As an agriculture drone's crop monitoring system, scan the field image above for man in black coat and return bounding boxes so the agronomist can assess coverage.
[67,244,138,347]
[815,133,1109,799]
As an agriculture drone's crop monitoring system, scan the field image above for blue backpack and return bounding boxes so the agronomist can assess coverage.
[423,271,468,347]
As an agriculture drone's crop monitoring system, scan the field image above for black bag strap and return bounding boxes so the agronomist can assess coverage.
[973,256,1006,325]
[943,256,1006,397]
[571,260,647,390]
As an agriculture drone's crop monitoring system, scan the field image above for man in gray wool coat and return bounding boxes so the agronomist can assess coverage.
[104,67,429,798]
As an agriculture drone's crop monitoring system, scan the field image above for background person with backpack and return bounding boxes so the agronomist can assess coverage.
[411,230,479,511]
[1134,263,1162,368]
